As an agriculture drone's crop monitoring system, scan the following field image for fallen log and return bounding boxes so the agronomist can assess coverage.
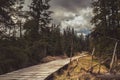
[96,73,120,79]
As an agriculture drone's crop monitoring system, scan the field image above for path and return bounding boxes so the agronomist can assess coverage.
[0,54,85,80]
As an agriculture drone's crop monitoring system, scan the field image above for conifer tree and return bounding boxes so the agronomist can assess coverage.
[29,0,52,40]
[91,0,120,56]
[0,0,16,38]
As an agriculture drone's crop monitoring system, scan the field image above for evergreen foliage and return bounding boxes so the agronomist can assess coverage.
[91,0,120,58]
[0,0,89,74]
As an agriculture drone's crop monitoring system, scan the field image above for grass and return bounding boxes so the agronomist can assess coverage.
[52,54,108,80]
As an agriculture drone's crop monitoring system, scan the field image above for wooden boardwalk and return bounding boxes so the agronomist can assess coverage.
[0,55,84,80]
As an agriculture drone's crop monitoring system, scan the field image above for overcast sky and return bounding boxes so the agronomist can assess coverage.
[24,0,94,35]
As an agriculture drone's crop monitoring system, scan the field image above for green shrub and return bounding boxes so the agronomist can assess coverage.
[0,46,29,74]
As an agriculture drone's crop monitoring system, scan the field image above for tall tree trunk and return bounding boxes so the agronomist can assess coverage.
[19,21,22,38]
[110,41,118,72]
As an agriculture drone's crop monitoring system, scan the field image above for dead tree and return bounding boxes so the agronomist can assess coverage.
[90,47,95,73]
[70,38,73,63]
[110,41,118,73]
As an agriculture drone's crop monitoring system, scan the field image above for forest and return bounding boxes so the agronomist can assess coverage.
[90,0,120,70]
[0,0,89,74]
[1,0,120,75]
[90,0,120,58]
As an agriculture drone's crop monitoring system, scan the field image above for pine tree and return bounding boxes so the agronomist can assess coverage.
[0,0,16,39]
[11,0,25,38]
[91,0,120,56]
[29,0,52,40]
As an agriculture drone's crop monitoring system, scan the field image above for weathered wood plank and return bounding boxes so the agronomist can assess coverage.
[0,55,84,80]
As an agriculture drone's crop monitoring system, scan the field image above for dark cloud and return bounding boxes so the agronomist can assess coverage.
[49,0,93,34]
[24,0,93,34]
[61,8,94,34]
[49,0,92,24]
[50,0,92,12]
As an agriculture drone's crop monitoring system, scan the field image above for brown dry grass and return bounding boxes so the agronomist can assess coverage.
[52,54,108,80]
[41,55,68,63]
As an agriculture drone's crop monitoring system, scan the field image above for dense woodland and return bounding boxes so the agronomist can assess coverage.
[91,0,120,55]
[1,0,120,75]
[0,0,89,74]
[90,0,120,67]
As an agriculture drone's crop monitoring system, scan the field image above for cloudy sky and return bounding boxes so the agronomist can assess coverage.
[24,0,94,35]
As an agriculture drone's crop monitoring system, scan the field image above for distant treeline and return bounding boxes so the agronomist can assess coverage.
[0,0,89,74]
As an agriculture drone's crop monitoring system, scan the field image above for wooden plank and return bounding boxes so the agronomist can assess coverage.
[0,55,84,80]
